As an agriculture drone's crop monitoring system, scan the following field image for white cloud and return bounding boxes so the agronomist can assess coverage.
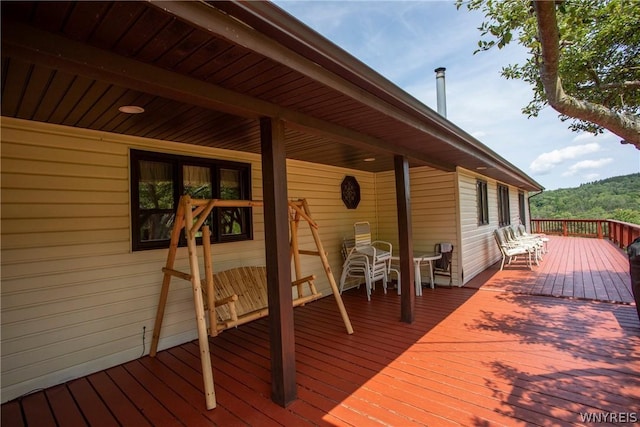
[529,143,601,174]
[562,158,613,176]
[571,131,618,143]
[572,132,598,142]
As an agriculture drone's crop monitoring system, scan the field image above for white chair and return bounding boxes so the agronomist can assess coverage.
[354,221,392,274]
[494,228,535,270]
[339,222,394,300]
[339,244,388,301]
[516,224,549,254]
[353,221,392,263]
[504,225,543,263]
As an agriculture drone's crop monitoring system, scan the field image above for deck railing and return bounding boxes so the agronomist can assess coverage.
[531,219,640,250]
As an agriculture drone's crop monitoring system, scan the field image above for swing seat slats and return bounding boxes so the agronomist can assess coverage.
[209,266,322,332]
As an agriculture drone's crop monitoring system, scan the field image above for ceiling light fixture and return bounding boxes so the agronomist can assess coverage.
[363,157,376,162]
[118,105,145,114]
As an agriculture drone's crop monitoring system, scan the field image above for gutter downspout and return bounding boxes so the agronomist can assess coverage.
[527,190,545,232]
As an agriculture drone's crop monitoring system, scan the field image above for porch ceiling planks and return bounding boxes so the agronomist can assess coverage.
[1,1,542,189]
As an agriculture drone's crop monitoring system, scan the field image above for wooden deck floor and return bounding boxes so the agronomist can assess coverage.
[3,237,639,426]
[466,236,635,304]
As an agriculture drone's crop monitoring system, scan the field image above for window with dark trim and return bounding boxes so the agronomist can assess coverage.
[498,184,510,226]
[476,179,489,225]
[130,149,252,251]
[518,191,526,226]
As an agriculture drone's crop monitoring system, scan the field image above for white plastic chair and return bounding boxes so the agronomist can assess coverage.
[516,224,549,254]
[494,228,535,270]
[504,226,543,263]
[354,221,391,256]
[339,245,388,301]
[339,223,394,300]
[353,221,392,271]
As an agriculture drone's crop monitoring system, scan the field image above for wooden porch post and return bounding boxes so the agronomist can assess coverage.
[394,155,415,323]
[260,117,297,407]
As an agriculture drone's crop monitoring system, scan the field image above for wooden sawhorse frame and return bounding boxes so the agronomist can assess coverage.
[149,195,353,409]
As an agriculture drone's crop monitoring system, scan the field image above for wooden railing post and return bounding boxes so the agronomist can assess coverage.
[623,224,629,248]
[608,221,614,242]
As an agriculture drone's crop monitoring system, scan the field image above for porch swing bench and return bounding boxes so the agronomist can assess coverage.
[151,195,353,410]
[208,266,321,332]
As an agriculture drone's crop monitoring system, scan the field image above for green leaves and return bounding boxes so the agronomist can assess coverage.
[460,0,640,137]
[530,173,640,223]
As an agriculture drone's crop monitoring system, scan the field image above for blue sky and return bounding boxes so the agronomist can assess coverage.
[273,0,640,190]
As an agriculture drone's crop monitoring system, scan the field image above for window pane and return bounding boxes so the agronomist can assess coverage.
[131,150,252,250]
[220,168,241,199]
[183,165,212,199]
[477,180,489,225]
[139,212,175,242]
[139,160,174,209]
[498,185,510,226]
[183,165,213,238]
[220,168,244,236]
[219,208,243,236]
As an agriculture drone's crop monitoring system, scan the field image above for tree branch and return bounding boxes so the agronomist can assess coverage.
[533,1,640,148]
[578,81,640,90]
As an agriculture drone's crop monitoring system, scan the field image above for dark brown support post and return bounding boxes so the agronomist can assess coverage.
[260,117,297,407]
[394,155,415,323]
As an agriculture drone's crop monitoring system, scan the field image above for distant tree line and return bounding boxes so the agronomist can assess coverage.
[530,173,640,225]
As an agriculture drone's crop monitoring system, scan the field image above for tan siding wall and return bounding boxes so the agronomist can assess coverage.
[0,118,375,402]
[285,161,377,296]
[375,167,460,286]
[458,169,499,283]
[457,168,530,283]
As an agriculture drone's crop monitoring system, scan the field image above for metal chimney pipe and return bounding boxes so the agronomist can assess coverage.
[434,67,447,118]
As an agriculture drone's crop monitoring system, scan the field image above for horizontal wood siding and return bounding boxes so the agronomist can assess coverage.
[0,118,375,402]
[376,167,460,286]
[457,168,530,284]
[285,160,376,296]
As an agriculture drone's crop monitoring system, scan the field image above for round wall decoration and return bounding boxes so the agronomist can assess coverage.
[341,175,361,209]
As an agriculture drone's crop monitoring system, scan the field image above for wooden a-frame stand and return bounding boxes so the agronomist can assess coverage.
[149,195,353,410]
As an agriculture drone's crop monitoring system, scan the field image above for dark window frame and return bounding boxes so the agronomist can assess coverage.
[476,179,489,226]
[498,184,510,227]
[130,149,252,251]
[518,191,526,226]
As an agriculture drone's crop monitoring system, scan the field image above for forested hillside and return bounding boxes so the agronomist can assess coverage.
[530,173,640,224]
